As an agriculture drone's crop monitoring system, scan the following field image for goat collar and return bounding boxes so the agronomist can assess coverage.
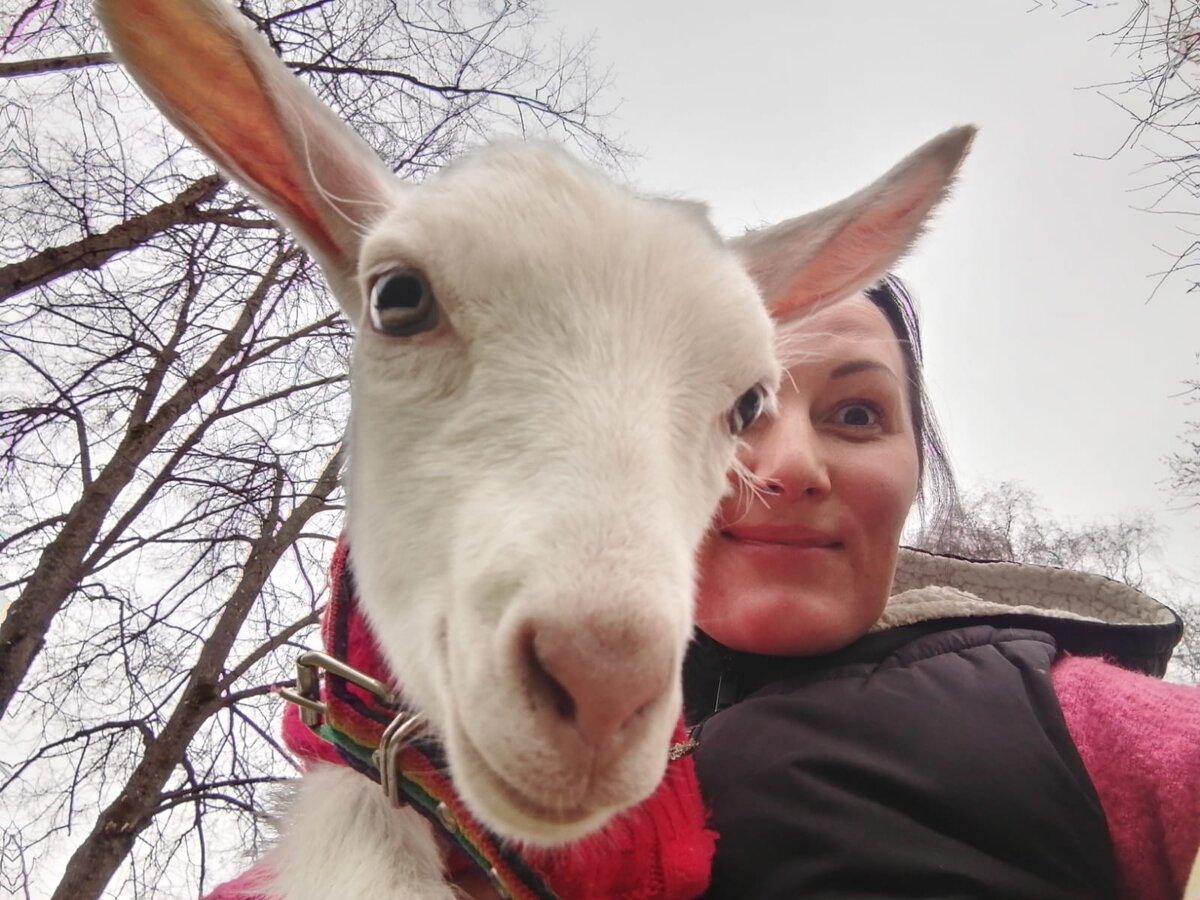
[280,538,716,900]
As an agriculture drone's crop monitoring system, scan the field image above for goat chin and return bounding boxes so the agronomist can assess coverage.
[442,693,677,846]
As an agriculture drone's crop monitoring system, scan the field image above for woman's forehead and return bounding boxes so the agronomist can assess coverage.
[776,294,905,370]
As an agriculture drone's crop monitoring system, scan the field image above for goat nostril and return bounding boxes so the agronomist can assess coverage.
[519,619,669,747]
[523,630,576,723]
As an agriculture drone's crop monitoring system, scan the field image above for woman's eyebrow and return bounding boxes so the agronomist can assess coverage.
[830,359,897,380]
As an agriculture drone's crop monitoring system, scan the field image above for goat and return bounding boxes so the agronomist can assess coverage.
[95,1,973,896]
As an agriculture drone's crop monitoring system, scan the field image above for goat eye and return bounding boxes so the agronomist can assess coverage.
[369,269,438,336]
[729,384,768,435]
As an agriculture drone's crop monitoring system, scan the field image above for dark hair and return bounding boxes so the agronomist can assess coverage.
[864,274,957,521]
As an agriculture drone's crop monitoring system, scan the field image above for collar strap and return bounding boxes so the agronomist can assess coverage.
[281,650,560,900]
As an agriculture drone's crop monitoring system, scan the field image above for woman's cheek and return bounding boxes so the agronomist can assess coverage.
[694,532,739,620]
[852,444,919,534]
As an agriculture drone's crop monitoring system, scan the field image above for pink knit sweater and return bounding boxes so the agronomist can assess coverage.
[1053,655,1200,899]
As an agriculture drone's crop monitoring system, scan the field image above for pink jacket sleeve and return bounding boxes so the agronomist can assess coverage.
[1052,655,1200,900]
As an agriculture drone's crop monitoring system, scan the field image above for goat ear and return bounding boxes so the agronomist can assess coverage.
[95,0,396,312]
[732,126,975,318]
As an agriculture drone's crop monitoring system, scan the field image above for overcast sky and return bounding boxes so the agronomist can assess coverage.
[544,0,1200,594]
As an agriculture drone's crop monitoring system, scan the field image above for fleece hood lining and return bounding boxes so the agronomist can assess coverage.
[882,548,1177,631]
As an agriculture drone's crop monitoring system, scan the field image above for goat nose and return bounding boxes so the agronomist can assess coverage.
[523,619,670,748]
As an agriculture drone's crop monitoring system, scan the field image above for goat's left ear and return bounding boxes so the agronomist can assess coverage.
[732,126,975,318]
[95,0,399,317]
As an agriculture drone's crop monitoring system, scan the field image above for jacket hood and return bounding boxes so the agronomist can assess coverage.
[888,546,1178,628]
[880,547,1183,675]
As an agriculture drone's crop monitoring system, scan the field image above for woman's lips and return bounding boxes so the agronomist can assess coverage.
[719,527,843,566]
[721,525,841,548]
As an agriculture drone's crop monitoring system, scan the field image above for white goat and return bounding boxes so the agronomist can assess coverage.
[96,1,972,897]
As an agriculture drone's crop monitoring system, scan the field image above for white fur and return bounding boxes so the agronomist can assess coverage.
[268,766,454,900]
[96,1,973,894]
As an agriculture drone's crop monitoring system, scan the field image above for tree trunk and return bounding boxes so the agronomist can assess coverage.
[0,174,227,303]
[0,53,113,78]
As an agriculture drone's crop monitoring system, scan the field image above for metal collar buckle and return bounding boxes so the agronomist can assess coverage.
[279,650,428,807]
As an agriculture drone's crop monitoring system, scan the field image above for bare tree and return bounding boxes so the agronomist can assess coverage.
[1167,374,1200,506]
[1029,2,1200,510]
[914,481,1161,586]
[1030,1,1200,290]
[0,1,619,897]
[1169,600,1200,681]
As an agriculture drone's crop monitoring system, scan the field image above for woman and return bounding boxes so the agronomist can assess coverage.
[685,275,1197,899]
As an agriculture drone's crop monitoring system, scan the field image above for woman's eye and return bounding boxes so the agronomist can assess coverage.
[832,402,881,428]
[369,269,439,336]
[729,384,770,435]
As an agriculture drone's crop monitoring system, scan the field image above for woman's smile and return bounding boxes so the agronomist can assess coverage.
[719,527,843,567]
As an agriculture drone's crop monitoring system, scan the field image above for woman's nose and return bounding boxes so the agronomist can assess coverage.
[744,413,831,500]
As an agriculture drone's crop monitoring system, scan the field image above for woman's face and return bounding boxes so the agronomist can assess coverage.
[695,294,920,655]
